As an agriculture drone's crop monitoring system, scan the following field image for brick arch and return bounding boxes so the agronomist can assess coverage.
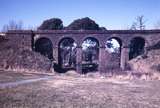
[100,34,125,48]
[34,34,54,46]
[80,35,101,47]
[56,35,78,47]
[58,37,77,46]
[128,36,149,47]
[34,37,53,60]
[105,36,123,47]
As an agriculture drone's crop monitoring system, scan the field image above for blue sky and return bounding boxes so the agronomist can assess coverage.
[1,0,160,30]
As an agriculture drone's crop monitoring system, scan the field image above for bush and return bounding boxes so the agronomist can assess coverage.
[38,18,63,30]
[66,17,106,30]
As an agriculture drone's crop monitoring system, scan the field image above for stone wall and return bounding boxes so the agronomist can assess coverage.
[7,30,33,50]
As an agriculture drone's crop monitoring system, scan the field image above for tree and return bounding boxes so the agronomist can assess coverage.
[38,18,63,30]
[130,22,137,30]
[2,20,23,32]
[130,15,146,30]
[66,17,106,30]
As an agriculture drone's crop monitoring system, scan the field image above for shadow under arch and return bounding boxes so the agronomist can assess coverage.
[129,37,145,60]
[35,37,53,60]
[82,37,99,73]
[57,37,77,73]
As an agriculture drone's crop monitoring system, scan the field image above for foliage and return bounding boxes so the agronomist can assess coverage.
[38,18,63,30]
[66,17,106,30]
[82,38,99,63]
[105,39,120,54]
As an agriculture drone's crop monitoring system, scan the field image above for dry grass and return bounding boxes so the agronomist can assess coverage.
[129,49,160,74]
[0,74,160,108]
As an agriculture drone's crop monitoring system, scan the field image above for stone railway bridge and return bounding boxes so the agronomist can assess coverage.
[6,30,160,73]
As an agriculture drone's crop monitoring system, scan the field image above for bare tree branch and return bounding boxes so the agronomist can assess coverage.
[130,15,146,30]
[1,20,24,32]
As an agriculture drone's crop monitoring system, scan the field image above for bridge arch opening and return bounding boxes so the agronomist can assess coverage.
[105,37,122,69]
[58,37,77,70]
[35,37,53,60]
[105,37,122,53]
[82,37,99,73]
[129,37,145,60]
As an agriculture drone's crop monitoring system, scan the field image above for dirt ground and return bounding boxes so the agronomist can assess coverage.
[0,71,160,108]
[0,70,52,83]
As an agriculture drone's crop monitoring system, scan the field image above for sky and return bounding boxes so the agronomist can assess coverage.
[0,0,160,30]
